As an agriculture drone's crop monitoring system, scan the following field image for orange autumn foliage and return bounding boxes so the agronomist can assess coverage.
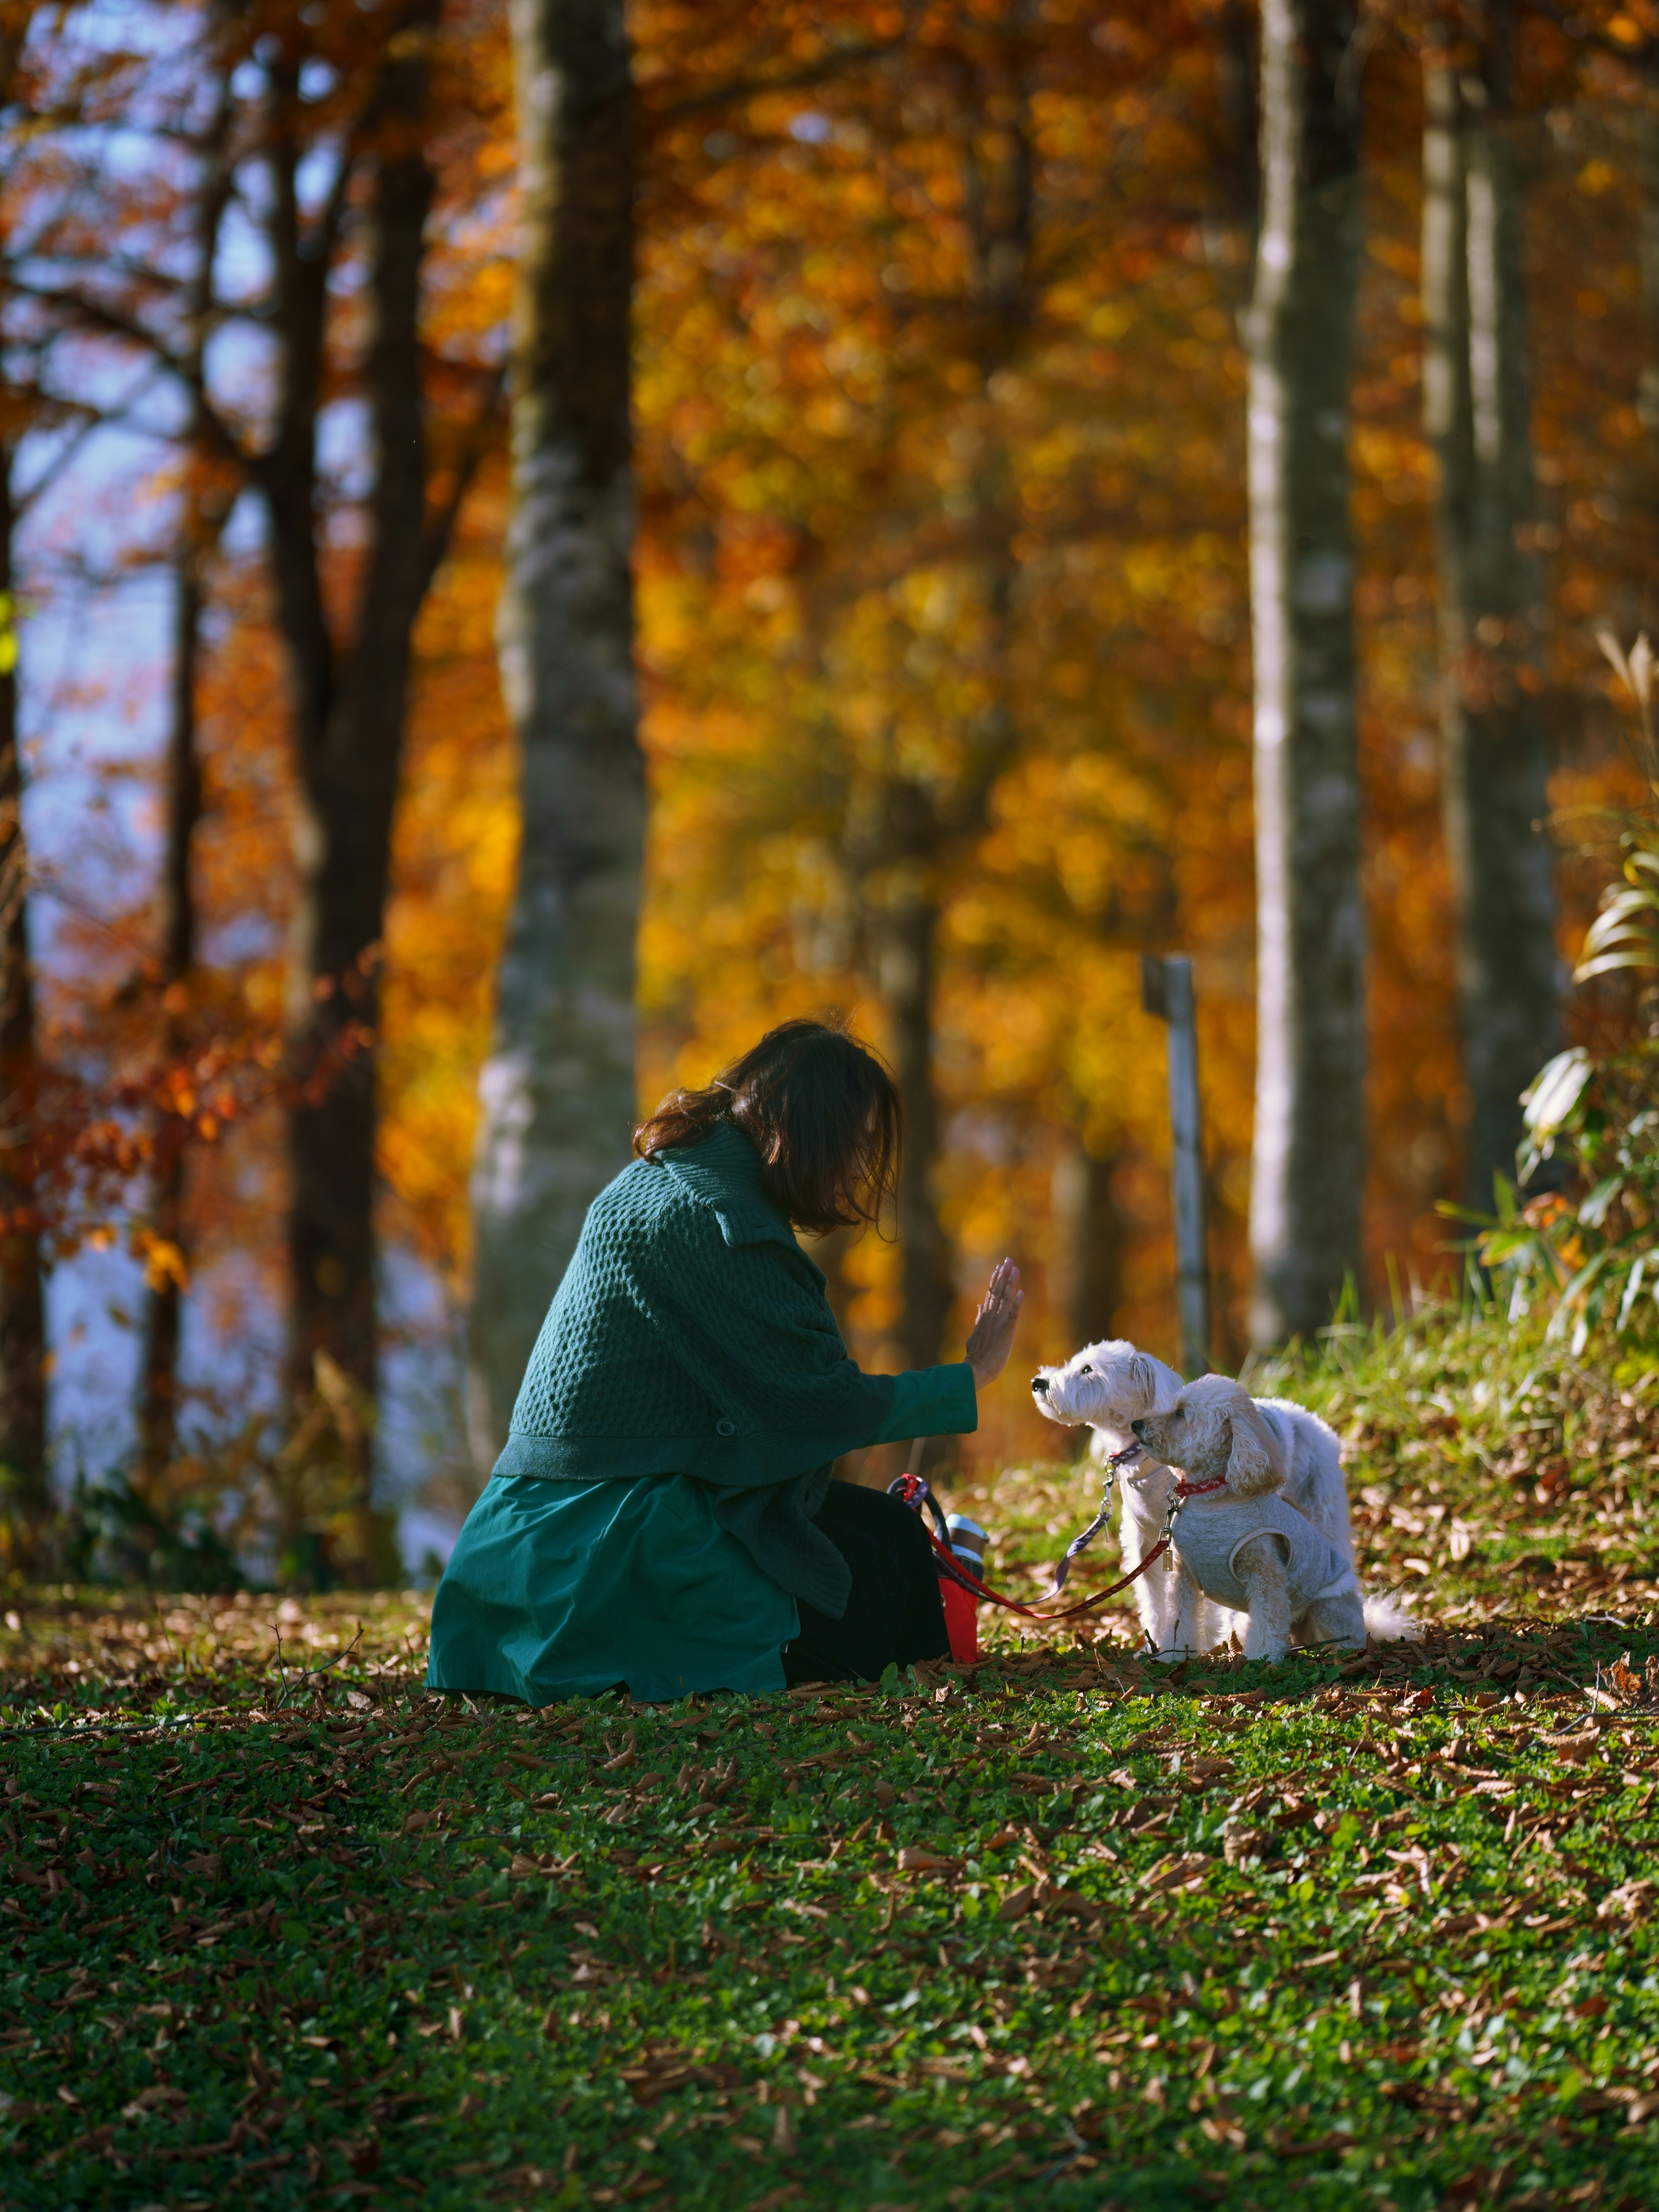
[31,0,1659,1493]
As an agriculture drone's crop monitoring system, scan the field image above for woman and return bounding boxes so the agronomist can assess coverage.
[428,1019,1022,1703]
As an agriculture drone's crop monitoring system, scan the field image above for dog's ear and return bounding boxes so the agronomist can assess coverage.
[1130,1352,1158,1400]
[1225,1396,1283,1498]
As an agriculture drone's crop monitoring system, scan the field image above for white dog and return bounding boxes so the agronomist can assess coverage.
[1031,1341,1195,1651]
[1031,1342,1412,1658]
[1131,1377,1366,1663]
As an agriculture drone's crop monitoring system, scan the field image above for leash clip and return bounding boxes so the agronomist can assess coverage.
[1159,1468,1223,1550]
[1050,1455,1119,1594]
[1160,1480,1188,1549]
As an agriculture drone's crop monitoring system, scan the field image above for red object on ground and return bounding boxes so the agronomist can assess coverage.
[939,1573,979,1665]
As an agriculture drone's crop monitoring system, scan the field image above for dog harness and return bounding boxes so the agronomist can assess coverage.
[1168,1492,1354,1616]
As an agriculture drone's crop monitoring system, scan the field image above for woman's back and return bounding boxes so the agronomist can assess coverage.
[496,1121,901,1486]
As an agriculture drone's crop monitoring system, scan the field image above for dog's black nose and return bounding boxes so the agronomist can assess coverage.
[1130,1418,1147,1438]
[1031,1375,1048,1394]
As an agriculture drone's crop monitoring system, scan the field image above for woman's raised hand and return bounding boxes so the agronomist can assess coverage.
[966,1258,1023,1391]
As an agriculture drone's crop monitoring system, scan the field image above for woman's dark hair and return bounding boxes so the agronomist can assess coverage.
[634,1019,901,1234]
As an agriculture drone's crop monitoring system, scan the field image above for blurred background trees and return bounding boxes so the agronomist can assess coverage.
[0,0,1656,1580]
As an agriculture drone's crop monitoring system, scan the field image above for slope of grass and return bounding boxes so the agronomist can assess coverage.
[7,1309,1659,2211]
[952,1303,1659,1643]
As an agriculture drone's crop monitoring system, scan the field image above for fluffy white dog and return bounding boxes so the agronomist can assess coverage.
[1131,1376,1366,1662]
[1031,1342,1413,1658]
[1031,1340,1194,1651]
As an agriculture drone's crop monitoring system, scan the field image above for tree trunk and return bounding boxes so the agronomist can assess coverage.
[0,448,45,1554]
[1443,2,1555,1205]
[1422,29,1474,818]
[840,72,1032,1389]
[1049,1136,1126,1353]
[263,4,440,1576]
[135,539,204,1492]
[137,64,234,1497]
[0,13,47,1563]
[876,856,954,1372]
[1639,57,1659,483]
[468,0,644,1469]
[1244,0,1366,1347]
[1215,0,1262,246]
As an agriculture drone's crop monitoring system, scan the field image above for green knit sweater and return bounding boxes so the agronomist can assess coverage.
[490,1119,976,1616]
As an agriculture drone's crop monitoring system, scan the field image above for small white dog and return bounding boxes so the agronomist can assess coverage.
[1032,1341,1412,1658]
[1131,1377,1365,1663]
[1031,1341,1194,1651]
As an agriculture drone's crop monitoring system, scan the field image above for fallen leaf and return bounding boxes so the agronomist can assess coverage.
[345,2134,380,2175]
[1598,1881,1656,1923]
[508,1853,555,1881]
[895,1846,961,1873]
[1267,2125,1355,2156]
[1045,1886,1106,1922]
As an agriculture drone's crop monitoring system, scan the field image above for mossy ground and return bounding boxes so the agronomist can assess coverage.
[8,1310,1659,2211]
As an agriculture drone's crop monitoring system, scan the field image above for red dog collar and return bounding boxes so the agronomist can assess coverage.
[1173,1475,1228,1503]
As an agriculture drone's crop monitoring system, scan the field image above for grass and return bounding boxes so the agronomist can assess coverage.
[7,1309,1659,2210]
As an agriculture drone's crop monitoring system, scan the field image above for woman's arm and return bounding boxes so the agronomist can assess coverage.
[869,1363,976,1445]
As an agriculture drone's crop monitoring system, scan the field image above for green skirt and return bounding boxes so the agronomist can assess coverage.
[425,1472,798,1705]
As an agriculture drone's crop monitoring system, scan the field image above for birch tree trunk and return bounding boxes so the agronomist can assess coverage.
[1461,10,1557,1188]
[1422,32,1473,826]
[1244,0,1366,1347]
[467,0,643,1466]
[0,447,44,1553]
[1424,4,1556,1210]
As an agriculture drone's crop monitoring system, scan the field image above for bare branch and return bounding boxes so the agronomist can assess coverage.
[650,38,904,126]
[418,360,508,598]
[3,277,261,478]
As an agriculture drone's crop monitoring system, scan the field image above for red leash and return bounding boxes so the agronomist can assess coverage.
[889,1471,1184,1626]
[922,1522,1173,1623]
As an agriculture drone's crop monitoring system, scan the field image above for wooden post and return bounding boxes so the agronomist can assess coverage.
[1141,954,1212,1379]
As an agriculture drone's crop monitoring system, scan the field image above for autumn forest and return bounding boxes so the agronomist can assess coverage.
[0,0,1653,1583]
